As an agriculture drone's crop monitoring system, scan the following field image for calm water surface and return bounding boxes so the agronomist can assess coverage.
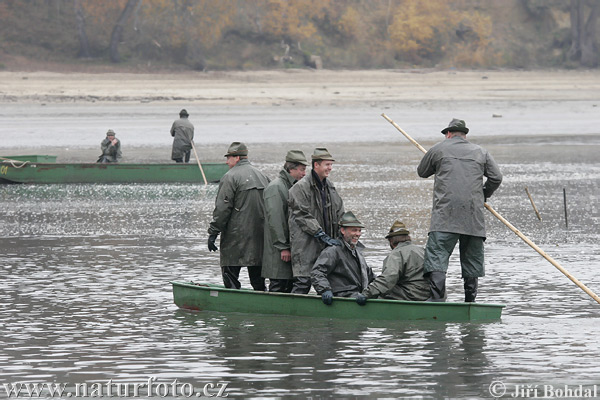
[1,107,600,398]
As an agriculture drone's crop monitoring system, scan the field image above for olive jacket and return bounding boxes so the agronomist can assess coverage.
[262,169,297,279]
[417,137,502,238]
[208,159,270,267]
[288,172,344,277]
[311,241,375,297]
[170,117,194,160]
[99,138,122,162]
[362,241,429,301]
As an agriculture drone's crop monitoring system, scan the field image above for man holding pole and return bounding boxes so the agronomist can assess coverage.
[417,118,502,302]
[170,109,194,163]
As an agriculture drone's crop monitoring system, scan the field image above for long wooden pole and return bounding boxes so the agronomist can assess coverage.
[190,141,208,185]
[524,187,542,221]
[381,112,600,305]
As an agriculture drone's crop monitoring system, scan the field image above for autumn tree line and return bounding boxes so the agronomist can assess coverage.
[0,0,598,71]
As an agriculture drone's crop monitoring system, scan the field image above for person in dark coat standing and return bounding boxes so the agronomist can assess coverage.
[417,118,502,302]
[207,142,270,291]
[170,109,194,163]
[288,148,345,294]
[311,211,374,305]
[356,221,429,305]
[262,150,309,293]
[97,129,122,163]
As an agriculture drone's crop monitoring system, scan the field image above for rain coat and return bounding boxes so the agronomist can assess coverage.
[288,172,344,277]
[170,117,194,160]
[208,159,270,267]
[362,241,429,301]
[262,169,297,279]
[417,137,502,238]
[99,138,121,162]
[311,241,374,297]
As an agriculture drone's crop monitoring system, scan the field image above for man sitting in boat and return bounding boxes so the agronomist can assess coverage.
[355,221,429,305]
[310,211,374,305]
[97,129,122,163]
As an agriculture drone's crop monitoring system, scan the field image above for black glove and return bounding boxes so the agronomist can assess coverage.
[208,234,218,252]
[314,229,341,246]
[355,293,367,306]
[321,290,333,305]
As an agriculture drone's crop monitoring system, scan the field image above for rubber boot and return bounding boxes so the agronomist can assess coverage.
[426,271,446,302]
[464,277,478,302]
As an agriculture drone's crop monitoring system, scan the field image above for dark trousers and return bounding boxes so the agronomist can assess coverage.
[173,150,191,163]
[268,279,293,293]
[222,266,265,291]
[291,276,312,294]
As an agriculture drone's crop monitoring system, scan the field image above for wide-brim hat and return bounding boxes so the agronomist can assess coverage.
[339,211,365,228]
[224,142,248,157]
[441,118,469,134]
[106,129,116,136]
[179,109,189,117]
[385,220,410,238]
[285,150,309,166]
[311,147,335,161]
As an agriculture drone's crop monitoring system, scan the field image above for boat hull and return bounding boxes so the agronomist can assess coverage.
[0,162,229,184]
[171,281,504,322]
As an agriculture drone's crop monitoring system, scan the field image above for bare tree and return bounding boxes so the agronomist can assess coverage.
[74,0,91,58]
[109,0,142,63]
[568,0,599,67]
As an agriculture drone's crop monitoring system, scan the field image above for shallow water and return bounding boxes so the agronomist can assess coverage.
[1,104,600,398]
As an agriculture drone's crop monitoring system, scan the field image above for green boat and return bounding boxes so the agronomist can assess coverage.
[171,281,505,322]
[1,155,58,163]
[0,161,229,184]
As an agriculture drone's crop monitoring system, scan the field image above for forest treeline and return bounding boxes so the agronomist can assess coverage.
[0,0,598,71]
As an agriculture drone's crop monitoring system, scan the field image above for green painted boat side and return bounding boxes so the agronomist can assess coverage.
[171,281,505,322]
[0,162,229,184]
[1,155,57,163]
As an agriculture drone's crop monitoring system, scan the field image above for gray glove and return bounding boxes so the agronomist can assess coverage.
[314,229,341,246]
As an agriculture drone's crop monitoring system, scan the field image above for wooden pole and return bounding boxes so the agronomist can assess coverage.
[381,113,600,305]
[524,187,542,221]
[190,141,208,185]
[563,188,569,229]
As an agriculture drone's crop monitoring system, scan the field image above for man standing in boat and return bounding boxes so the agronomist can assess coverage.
[262,150,309,293]
[97,129,122,163]
[355,221,429,305]
[170,109,194,163]
[207,142,270,291]
[417,118,502,302]
[311,211,374,305]
[288,148,345,294]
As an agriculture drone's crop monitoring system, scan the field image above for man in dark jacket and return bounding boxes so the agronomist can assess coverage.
[417,118,502,302]
[357,221,429,305]
[207,142,270,291]
[170,109,194,163]
[262,150,309,293]
[288,148,345,294]
[311,211,374,305]
[97,129,122,163]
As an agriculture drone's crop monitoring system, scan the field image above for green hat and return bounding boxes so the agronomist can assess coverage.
[179,109,189,117]
[385,220,410,238]
[311,147,335,161]
[441,118,469,134]
[224,142,248,157]
[339,211,365,228]
[106,129,116,136]
[285,150,309,166]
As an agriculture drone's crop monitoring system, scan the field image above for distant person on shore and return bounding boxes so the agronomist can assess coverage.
[355,221,429,306]
[417,118,502,302]
[170,109,194,163]
[97,129,122,163]
[311,211,374,305]
[207,142,270,291]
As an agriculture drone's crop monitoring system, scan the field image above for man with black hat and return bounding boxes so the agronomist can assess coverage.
[288,147,345,294]
[417,118,502,302]
[208,142,270,291]
[262,150,309,293]
[170,109,194,163]
[97,129,122,163]
[356,221,429,305]
[311,211,374,305]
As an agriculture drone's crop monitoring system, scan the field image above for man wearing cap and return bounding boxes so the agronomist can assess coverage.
[262,150,309,293]
[97,129,122,163]
[417,118,502,302]
[288,147,345,294]
[356,221,429,305]
[311,211,374,305]
[208,142,270,291]
[170,109,194,163]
